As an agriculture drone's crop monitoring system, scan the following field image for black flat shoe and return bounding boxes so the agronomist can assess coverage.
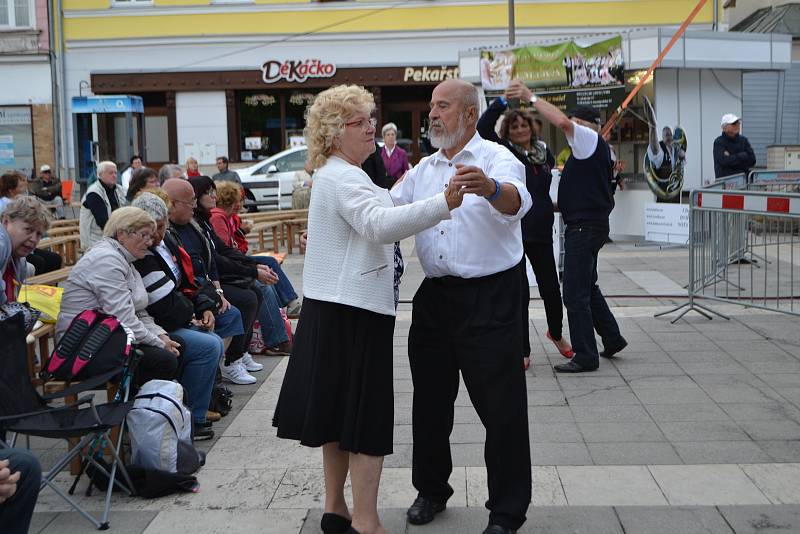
[321,513,351,533]
[192,421,214,441]
[600,339,628,359]
[483,525,517,534]
[554,360,598,373]
[407,495,446,525]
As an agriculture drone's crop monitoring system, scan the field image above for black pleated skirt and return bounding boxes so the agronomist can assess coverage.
[272,297,396,456]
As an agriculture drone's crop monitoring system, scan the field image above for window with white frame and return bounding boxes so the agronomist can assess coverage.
[0,0,33,28]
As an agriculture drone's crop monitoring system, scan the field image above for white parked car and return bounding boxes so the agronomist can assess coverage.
[238,146,308,210]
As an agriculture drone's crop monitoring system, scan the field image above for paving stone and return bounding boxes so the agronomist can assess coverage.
[657,421,750,442]
[564,388,641,406]
[29,512,58,534]
[520,506,624,533]
[645,403,730,422]
[649,465,770,505]
[530,422,583,443]
[558,465,667,505]
[718,402,800,422]
[737,420,800,440]
[758,440,800,463]
[570,404,653,423]
[673,441,773,464]
[616,506,735,534]
[143,509,306,534]
[700,384,784,404]
[614,362,687,377]
[531,442,593,466]
[740,464,800,504]
[634,386,715,405]
[718,504,800,533]
[578,421,666,443]
[527,406,574,423]
[587,442,681,465]
[38,511,158,534]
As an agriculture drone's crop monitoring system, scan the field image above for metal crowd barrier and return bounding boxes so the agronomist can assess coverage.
[657,185,800,323]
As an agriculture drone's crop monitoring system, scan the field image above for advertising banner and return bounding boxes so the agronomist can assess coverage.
[644,203,690,245]
[480,36,625,111]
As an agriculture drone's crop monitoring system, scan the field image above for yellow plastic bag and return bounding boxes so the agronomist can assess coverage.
[17,284,63,324]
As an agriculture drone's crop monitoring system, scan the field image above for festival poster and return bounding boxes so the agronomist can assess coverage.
[480,36,626,111]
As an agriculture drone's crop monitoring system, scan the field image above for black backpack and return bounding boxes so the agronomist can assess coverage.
[42,309,131,383]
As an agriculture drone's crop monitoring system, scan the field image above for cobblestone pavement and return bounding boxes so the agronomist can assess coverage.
[29,240,800,533]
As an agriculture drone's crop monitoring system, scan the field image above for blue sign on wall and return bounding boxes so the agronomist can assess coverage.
[71,95,144,114]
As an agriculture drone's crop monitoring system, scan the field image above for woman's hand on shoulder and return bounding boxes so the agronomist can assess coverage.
[444,179,465,211]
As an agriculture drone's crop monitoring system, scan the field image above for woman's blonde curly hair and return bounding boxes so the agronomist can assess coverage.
[304,85,375,169]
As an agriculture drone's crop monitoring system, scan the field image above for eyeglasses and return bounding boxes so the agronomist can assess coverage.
[174,197,197,208]
[345,117,377,131]
[130,230,153,244]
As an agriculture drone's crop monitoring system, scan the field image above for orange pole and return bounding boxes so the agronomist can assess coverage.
[602,0,710,137]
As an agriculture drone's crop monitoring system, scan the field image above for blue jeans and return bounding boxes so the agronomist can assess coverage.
[255,282,289,347]
[251,255,298,306]
[562,221,624,369]
[0,448,41,534]
[214,305,244,338]
[171,327,224,423]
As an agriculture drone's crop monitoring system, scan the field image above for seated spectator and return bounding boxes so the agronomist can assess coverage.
[186,157,201,178]
[163,178,261,385]
[190,177,292,359]
[1,196,50,304]
[120,154,143,193]
[131,192,224,440]
[0,449,41,534]
[158,164,184,185]
[30,165,64,219]
[1,172,61,276]
[210,180,302,317]
[126,167,160,203]
[57,207,181,387]
[80,161,125,251]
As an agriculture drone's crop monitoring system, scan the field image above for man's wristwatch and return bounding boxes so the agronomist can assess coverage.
[215,288,224,295]
[529,94,539,105]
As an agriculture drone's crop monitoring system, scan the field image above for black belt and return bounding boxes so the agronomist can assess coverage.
[428,260,523,288]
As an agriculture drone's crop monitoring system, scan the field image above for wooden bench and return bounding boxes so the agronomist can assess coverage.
[245,209,308,223]
[50,218,79,229]
[45,226,80,238]
[247,221,282,253]
[281,217,308,255]
[27,266,72,286]
[38,235,80,266]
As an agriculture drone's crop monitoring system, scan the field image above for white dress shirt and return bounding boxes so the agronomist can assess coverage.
[391,131,531,278]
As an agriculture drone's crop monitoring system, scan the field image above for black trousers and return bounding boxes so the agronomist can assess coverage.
[27,248,62,275]
[409,263,531,530]
[221,283,261,364]
[135,343,180,388]
[522,240,565,358]
[0,449,41,534]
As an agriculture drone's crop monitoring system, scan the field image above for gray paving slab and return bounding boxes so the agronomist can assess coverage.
[616,506,734,534]
[587,442,682,465]
[672,441,774,465]
[718,504,800,533]
[38,511,158,534]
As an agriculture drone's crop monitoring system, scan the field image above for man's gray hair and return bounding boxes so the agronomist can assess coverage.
[131,192,168,221]
[96,161,117,176]
[158,164,183,184]
[459,83,481,114]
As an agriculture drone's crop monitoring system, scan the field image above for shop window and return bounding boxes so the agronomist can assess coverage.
[285,91,317,147]
[0,106,34,176]
[0,0,33,28]
[239,92,281,161]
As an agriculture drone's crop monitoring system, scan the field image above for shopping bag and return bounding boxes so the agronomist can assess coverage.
[18,284,63,323]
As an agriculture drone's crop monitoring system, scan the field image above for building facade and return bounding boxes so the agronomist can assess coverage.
[0,0,55,177]
[58,0,726,175]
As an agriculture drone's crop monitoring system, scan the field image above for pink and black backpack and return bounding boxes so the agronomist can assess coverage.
[42,309,133,383]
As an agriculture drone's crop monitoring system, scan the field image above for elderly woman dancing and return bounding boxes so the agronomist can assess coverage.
[272,85,463,534]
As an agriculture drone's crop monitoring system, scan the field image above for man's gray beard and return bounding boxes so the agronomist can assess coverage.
[429,117,466,150]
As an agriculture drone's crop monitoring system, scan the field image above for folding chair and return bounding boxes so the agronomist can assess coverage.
[0,314,138,530]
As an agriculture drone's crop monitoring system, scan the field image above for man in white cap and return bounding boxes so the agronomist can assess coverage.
[30,164,64,219]
[713,113,756,179]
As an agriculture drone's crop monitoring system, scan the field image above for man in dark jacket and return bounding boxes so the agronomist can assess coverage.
[714,114,756,179]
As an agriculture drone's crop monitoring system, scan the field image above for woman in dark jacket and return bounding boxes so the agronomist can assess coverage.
[478,98,573,366]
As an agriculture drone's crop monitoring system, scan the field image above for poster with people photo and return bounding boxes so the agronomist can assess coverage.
[480,36,626,110]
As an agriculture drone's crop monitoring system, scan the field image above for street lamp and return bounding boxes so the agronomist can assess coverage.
[508,0,515,45]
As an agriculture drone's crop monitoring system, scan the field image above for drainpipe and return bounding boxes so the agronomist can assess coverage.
[47,0,60,175]
[53,0,68,181]
[713,0,719,31]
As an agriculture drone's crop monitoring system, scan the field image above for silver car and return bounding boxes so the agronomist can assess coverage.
[238,146,308,210]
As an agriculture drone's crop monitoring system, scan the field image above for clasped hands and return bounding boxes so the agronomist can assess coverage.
[0,459,20,504]
[444,164,496,209]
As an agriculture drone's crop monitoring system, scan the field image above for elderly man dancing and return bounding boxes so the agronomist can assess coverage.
[392,79,532,534]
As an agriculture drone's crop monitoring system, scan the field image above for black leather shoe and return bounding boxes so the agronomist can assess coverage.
[321,512,351,533]
[554,360,598,373]
[600,339,628,359]
[192,421,214,441]
[407,495,446,525]
[483,525,517,534]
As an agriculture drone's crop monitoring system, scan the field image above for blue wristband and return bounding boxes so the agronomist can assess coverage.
[485,179,501,202]
[496,96,507,106]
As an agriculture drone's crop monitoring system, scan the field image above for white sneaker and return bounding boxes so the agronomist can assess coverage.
[241,352,264,372]
[220,359,257,385]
